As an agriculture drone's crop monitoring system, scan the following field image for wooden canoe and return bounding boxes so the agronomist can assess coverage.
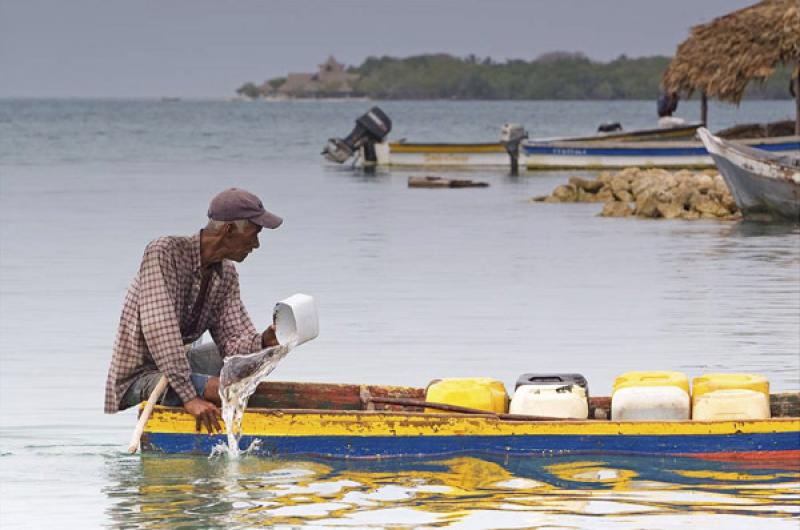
[139,381,800,460]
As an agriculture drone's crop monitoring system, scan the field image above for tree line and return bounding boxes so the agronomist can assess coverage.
[238,53,793,100]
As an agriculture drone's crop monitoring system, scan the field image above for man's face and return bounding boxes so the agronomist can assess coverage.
[224,221,262,262]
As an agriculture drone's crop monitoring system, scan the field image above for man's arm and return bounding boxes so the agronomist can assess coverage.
[138,242,198,405]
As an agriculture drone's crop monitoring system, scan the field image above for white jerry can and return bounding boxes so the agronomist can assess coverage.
[692,389,770,421]
[611,372,690,421]
[509,384,589,419]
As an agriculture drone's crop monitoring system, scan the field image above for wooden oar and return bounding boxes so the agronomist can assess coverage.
[364,396,573,421]
[127,374,169,454]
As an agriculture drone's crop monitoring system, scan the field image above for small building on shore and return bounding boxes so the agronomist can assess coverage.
[270,56,361,98]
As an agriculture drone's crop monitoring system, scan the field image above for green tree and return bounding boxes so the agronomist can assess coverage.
[236,82,262,99]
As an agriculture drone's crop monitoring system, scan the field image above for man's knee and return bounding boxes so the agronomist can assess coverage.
[120,372,172,409]
[188,342,223,375]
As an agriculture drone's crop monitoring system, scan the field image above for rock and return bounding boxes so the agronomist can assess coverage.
[552,184,578,202]
[609,176,631,195]
[673,184,695,209]
[536,168,744,221]
[693,196,730,217]
[530,195,549,202]
[569,176,604,193]
[657,202,685,219]
[681,210,701,220]
[597,171,615,184]
[578,188,607,202]
[600,201,633,217]
[595,187,615,202]
[661,174,678,190]
[693,174,714,193]
[687,190,706,211]
[655,189,675,204]
[722,194,738,213]
[631,174,659,198]
[712,173,729,193]
[618,167,640,182]
[613,189,633,203]
[634,191,661,218]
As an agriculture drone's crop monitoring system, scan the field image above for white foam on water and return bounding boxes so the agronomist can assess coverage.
[212,340,296,459]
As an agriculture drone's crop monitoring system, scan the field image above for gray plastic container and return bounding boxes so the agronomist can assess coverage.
[515,373,589,397]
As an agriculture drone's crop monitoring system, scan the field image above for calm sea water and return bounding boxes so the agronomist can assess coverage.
[1,99,798,528]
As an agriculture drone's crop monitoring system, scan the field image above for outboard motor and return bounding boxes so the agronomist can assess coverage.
[597,122,622,133]
[500,123,527,174]
[322,107,392,165]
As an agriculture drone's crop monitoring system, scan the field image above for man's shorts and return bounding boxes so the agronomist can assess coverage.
[121,342,224,409]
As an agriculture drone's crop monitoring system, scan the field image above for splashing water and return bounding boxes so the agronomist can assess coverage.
[215,341,296,458]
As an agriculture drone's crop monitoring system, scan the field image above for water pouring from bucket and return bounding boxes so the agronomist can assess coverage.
[217,293,319,457]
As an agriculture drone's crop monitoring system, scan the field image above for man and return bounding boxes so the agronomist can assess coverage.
[657,91,687,129]
[104,188,282,434]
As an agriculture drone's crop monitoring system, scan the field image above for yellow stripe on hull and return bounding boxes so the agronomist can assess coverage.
[145,406,800,437]
[389,143,506,154]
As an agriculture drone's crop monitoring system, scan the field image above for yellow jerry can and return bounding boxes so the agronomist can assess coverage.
[692,373,769,405]
[611,371,690,421]
[692,373,770,421]
[425,378,508,414]
[612,371,690,394]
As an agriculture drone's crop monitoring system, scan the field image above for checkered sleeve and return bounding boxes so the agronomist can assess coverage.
[209,266,262,358]
[138,242,197,404]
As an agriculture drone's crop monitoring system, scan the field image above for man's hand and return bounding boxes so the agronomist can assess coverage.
[183,397,222,434]
[261,324,279,348]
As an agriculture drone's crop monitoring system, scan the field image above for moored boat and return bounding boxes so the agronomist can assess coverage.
[698,128,800,222]
[323,107,705,169]
[140,380,800,460]
[368,124,705,169]
[520,135,800,170]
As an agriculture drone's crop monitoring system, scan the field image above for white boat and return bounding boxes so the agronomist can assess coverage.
[698,128,800,222]
[369,124,704,169]
[323,107,704,169]
[520,135,800,170]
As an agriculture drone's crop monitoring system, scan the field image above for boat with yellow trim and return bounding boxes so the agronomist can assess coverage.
[372,124,705,168]
[140,381,800,460]
[322,107,706,169]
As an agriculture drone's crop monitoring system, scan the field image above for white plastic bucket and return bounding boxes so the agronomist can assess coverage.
[274,293,319,346]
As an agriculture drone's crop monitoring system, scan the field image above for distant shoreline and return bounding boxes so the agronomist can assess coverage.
[238,53,794,102]
[0,96,794,102]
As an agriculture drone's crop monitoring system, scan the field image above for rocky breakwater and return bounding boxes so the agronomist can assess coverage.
[532,168,740,220]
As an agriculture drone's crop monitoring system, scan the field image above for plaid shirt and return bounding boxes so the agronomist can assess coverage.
[104,232,262,413]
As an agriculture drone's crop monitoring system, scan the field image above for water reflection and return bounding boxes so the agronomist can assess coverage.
[722,221,800,239]
[105,453,800,528]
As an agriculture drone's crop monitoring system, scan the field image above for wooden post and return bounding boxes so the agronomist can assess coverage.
[701,92,708,126]
[795,67,799,136]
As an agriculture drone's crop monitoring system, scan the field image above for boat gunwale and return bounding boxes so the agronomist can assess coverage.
[147,404,800,422]
[522,134,800,150]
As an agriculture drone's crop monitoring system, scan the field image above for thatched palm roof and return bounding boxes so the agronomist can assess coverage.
[662,0,800,104]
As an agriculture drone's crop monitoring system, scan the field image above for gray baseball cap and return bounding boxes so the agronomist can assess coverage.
[208,188,283,229]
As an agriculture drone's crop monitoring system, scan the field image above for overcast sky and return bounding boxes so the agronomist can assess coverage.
[0,0,754,98]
